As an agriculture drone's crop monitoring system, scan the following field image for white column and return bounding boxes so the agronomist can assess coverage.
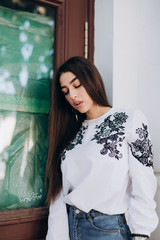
[94,0,113,105]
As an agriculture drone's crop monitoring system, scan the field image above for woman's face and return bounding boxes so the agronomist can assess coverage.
[59,71,96,116]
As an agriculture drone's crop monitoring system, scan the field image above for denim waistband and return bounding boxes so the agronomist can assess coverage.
[67,205,126,224]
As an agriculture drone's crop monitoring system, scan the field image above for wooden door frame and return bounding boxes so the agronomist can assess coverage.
[35,0,65,67]
[36,0,94,66]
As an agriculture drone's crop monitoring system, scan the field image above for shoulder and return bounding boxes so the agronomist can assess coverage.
[110,108,150,131]
[111,107,147,120]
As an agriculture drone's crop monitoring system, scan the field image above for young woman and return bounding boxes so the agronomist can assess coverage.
[46,56,158,240]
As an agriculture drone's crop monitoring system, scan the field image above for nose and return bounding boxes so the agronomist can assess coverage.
[69,89,77,99]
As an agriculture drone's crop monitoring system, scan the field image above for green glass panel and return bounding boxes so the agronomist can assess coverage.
[0,110,48,209]
[0,3,55,210]
[0,5,54,114]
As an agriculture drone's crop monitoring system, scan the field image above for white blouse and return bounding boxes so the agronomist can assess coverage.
[46,108,158,240]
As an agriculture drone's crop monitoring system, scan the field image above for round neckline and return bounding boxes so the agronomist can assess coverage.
[83,107,115,124]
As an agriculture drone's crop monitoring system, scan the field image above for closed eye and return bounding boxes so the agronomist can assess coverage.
[61,79,81,96]
[62,90,69,96]
[75,84,81,88]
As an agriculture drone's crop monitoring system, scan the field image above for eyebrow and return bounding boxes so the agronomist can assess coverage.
[61,77,78,89]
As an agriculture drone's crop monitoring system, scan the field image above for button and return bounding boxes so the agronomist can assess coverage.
[75,209,80,214]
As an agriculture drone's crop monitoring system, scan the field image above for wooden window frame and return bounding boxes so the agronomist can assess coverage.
[35,0,94,66]
[0,0,94,239]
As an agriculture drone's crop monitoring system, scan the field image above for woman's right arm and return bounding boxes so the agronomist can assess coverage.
[46,191,70,240]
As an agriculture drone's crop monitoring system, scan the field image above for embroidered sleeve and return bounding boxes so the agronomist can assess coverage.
[127,110,158,236]
[129,122,153,167]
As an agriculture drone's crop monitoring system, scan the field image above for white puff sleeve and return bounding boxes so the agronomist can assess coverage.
[127,110,159,236]
[46,191,70,240]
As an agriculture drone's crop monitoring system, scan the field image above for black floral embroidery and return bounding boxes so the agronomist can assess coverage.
[129,123,153,167]
[91,112,128,160]
[61,125,88,161]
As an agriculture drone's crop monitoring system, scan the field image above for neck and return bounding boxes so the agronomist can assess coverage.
[86,106,111,120]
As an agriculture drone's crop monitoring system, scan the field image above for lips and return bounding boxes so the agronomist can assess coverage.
[73,101,83,108]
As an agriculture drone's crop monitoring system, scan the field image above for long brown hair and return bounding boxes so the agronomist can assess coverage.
[46,56,111,203]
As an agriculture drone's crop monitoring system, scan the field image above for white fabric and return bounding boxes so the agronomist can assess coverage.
[46,108,158,239]
[46,191,70,240]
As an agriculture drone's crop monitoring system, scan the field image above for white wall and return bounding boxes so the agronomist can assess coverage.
[95,0,160,239]
[94,0,113,105]
[113,2,160,239]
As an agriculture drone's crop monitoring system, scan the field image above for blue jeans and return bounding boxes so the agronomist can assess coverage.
[67,205,131,240]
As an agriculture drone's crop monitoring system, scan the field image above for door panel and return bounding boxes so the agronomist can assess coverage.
[65,0,87,58]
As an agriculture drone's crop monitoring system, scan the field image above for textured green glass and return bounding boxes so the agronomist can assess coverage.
[0,5,55,209]
[0,110,48,209]
[0,5,54,114]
